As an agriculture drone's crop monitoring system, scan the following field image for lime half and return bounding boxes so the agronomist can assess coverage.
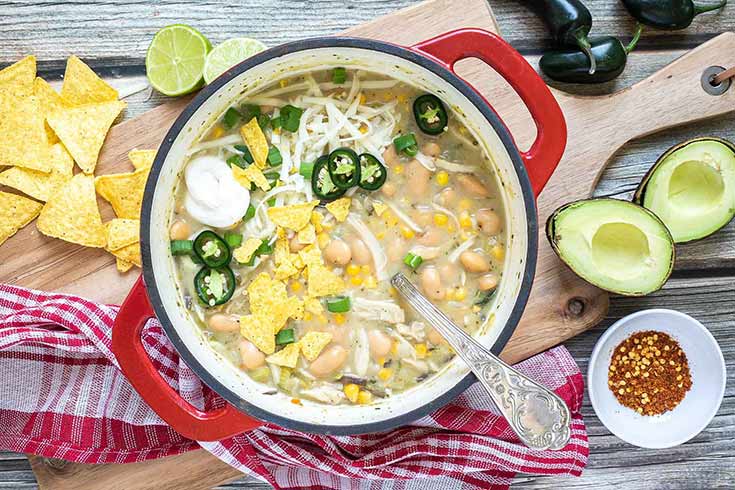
[146,24,212,96]
[203,38,267,85]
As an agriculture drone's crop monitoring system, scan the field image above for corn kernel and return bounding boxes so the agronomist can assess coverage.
[364,276,377,289]
[454,287,467,301]
[318,314,327,325]
[357,390,372,404]
[378,368,393,381]
[377,357,386,366]
[433,213,448,226]
[397,94,407,103]
[304,312,313,321]
[400,225,415,239]
[393,165,404,175]
[436,171,449,186]
[346,264,360,276]
[389,287,398,297]
[446,223,456,233]
[343,383,360,403]
[317,232,330,249]
[390,341,398,355]
[491,245,505,261]
[333,313,346,325]
[322,220,335,231]
[290,281,302,292]
[445,289,456,301]
[459,211,472,228]
[350,276,364,286]
[210,125,225,139]
[415,343,427,359]
[376,231,385,239]
[279,79,289,88]
[360,264,371,274]
[359,93,367,104]
[458,199,472,211]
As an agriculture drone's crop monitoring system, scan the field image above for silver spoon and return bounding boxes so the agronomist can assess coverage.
[391,273,571,450]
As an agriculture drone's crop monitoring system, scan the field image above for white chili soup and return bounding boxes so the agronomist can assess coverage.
[169,68,506,405]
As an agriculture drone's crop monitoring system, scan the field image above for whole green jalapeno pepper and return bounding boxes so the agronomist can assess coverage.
[540,24,643,83]
[621,0,727,30]
[523,0,597,74]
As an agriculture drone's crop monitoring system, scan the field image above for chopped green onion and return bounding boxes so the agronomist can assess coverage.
[326,296,351,313]
[332,67,347,84]
[403,252,423,269]
[240,104,261,122]
[233,144,254,163]
[267,197,276,207]
[257,113,271,129]
[226,154,248,169]
[394,133,418,157]
[267,146,282,166]
[280,105,303,132]
[243,204,256,222]
[299,161,315,179]
[256,240,274,255]
[275,328,296,345]
[224,232,242,248]
[170,240,193,256]
[271,115,282,129]
[222,107,241,130]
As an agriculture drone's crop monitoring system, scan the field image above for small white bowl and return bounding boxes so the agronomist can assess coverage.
[588,309,726,449]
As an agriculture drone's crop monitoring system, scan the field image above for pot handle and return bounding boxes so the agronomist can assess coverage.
[112,276,261,441]
[411,28,566,197]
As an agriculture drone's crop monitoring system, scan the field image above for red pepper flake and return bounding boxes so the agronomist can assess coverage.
[608,330,692,416]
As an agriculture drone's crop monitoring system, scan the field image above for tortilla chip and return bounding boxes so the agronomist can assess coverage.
[0,56,35,97]
[267,200,319,231]
[0,143,73,202]
[116,257,134,273]
[233,237,262,264]
[285,296,304,321]
[274,235,290,265]
[95,165,149,219]
[108,241,142,267]
[128,149,156,170]
[0,94,50,172]
[47,100,125,174]
[0,190,42,246]
[372,200,387,217]
[232,164,270,192]
[297,223,316,244]
[307,264,346,297]
[36,173,106,247]
[325,197,351,222]
[104,218,139,251]
[60,55,119,106]
[310,210,324,233]
[240,313,276,354]
[239,117,268,168]
[304,297,324,315]
[265,342,300,368]
[298,244,323,268]
[33,77,64,144]
[299,331,332,361]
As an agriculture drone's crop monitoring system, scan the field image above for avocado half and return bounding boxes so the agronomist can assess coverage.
[547,198,675,296]
[634,137,735,243]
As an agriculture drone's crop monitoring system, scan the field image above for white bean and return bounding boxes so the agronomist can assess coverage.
[420,266,446,300]
[382,145,400,167]
[289,234,307,252]
[406,158,431,197]
[479,273,499,291]
[422,142,441,157]
[460,251,491,273]
[207,314,240,332]
[458,174,490,197]
[309,345,348,377]
[169,219,191,240]
[239,340,266,370]
[476,208,501,235]
[367,330,392,360]
[418,227,444,246]
[381,181,397,197]
[349,237,372,265]
[324,239,352,266]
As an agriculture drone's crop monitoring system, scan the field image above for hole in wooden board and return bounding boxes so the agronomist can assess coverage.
[454,57,537,153]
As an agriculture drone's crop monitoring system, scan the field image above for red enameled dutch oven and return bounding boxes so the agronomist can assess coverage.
[112,29,566,440]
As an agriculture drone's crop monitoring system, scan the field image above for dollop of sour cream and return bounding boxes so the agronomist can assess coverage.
[184,155,250,228]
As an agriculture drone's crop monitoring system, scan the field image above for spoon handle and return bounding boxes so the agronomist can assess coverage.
[391,273,571,450]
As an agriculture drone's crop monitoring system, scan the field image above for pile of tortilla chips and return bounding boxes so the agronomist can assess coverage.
[0,54,154,273]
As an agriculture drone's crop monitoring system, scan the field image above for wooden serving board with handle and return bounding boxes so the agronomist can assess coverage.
[9,0,734,487]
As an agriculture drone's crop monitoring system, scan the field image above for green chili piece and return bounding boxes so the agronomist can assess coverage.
[240,104,261,122]
[332,67,347,84]
[170,239,193,256]
[224,231,242,248]
[193,230,231,268]
[299,161,315,179]
[621,0,727,30]
[257,113,271,129]
[222,107,241,130]
[280,105,303,132]
[243,204,256,222]
[403,252,423,269]
[326,296,351,313]
[226,154,248,169]
[275,328,296,345]
[267,146,282,166]
[233,144,255,163]
[271,115,282,130]
[393,133,418,157]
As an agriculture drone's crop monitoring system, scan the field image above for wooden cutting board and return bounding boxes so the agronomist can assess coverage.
[12,0,735,488]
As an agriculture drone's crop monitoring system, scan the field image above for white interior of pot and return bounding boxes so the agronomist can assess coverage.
[147,46,531,429]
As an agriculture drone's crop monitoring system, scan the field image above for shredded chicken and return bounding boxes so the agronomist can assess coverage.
[352,297,405,324]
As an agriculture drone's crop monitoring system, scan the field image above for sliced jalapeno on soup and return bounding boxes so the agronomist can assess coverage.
[358,153,387,191]
[194,266,236,307]
[327,147,361,190]
[193,230,231,268]
[413,94,448,135]
[312,155,346,200]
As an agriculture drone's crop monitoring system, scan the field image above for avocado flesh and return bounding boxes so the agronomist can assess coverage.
[549,199,674,296]
[641,140,735,243]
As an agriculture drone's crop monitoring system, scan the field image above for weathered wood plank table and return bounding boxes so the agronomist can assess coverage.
[1,1,733,488]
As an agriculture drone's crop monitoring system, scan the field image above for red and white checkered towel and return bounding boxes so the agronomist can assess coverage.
[0,283,588,489]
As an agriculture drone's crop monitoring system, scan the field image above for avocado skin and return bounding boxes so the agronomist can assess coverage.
[634,137,735,244]
[546,198,675,296]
